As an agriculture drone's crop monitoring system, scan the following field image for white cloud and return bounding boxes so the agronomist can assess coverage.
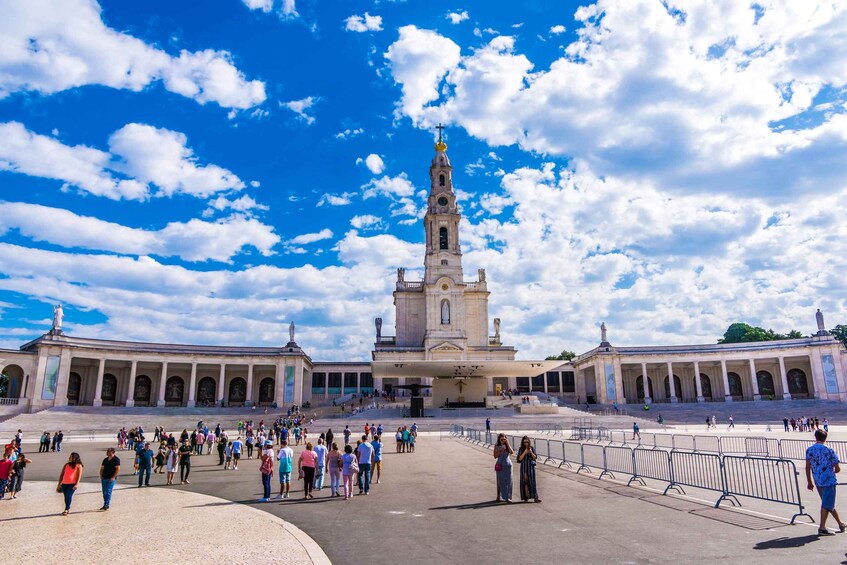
[317,193,354,207]
[281,96,318,124]
[350,215,385,230]
[361,153,385,174]
[345,13,383,32]
[335,128,363,140]
[446,11,469,25]
[0,121,243,200]
[384,26,462,123]
[549,25,566,34]
[241,0,297,18]
[207,194,268,214]
[0,0,266,109]
[0,202,278,262]
[288,228,333,245]
[362,173,416,199]
[385,5,847,199]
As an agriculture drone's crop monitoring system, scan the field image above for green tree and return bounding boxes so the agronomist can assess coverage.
[546,350,576,361]
[832,324,847,348]
[718,323,805,344]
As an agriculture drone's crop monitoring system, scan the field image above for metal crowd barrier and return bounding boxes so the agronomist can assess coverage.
[452,426,813,524]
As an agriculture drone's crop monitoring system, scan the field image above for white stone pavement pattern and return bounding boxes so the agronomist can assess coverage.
[1,481,330,565]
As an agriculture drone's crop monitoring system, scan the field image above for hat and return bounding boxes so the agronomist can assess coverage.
[264,440,272,446]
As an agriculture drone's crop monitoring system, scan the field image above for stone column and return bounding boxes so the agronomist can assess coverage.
[93,358,105,407]
[693,361,704,402]
[778,356,791,400]
[125,360,138,407]
[357,372,361,395]
[53,349,72,407]
[667,362,678,403]
[245,363,254,407]
[157,361,168,407]
[721,359,733,402]
[809,350,826,399]
[218,363,226,406]
[641,362,652,403]
[186,362,197,407]
[748,358,761,400]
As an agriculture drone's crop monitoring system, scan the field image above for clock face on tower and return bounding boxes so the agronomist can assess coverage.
[437,196,448,206]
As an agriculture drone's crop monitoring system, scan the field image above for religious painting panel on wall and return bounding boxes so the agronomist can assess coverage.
[197,377,216,405]
[165,376,184,403]
[259,377,275,404]
[727,372,743,397]
[787,369,809,396]
[41,355,60,400]
[67,372,81,405]
[700,374,712,399]
[756,371,775,398]
[134,375,151,404]
[102,373,117,403]
[229,377,247,404]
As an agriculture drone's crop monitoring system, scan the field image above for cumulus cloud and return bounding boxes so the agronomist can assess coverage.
[345,13,383,32]
[385,4,847,199]
[281,96,318,124]
[549,25,566,34]
[317,193,354,207]
[241,0,297,18]
[0,0,266,109]
[335,128,363,140]
[0,202,278,262]
[0,121,243,200]
[358,153,385,174]
[446,11,469,24]
[288,228,334,245]
[361,173,416,199]
[207,194,268,214]
[350,215,386,230]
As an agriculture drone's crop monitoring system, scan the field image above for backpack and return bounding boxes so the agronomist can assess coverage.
[260,455,273,475]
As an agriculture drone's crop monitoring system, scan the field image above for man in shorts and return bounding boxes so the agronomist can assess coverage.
[806,429,847,535]
[231,436,243,470]
[276,439,294,499]
[371,434,383,484]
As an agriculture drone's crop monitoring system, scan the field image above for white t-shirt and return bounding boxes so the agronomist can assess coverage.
[357,441,374,464]
[277,446,294,473]
[313,444,327,467]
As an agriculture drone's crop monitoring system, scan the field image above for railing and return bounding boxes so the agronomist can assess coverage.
[450,426,814,524]
[396,281,423,290]
[0,397,20,405]
[375,336,396,345]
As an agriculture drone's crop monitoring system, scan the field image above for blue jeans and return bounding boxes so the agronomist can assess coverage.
[137,464,151,486]
[358,463,372,493]
[261,472,272,499]
[61,484,76,511]
[314,467,324,489]
[101,479,116,508]
[0,478,7,499]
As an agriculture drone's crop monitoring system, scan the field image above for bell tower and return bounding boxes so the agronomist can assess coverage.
[424,124,463,285]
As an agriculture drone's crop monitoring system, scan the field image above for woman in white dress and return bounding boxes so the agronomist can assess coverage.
[165,444,178,485]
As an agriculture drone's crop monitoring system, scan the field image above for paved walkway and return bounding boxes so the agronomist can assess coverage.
[0,480,328,565]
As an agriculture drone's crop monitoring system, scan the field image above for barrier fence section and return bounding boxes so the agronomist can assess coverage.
[450,426,813,524]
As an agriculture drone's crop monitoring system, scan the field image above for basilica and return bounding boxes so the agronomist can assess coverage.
[0,137,845,414]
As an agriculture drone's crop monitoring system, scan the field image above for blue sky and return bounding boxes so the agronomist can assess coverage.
[0,0,846,361]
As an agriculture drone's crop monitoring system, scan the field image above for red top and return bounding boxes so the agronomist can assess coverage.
[0,459,13,480]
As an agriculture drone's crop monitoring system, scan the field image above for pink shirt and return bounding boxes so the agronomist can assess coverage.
[299,450,317,468]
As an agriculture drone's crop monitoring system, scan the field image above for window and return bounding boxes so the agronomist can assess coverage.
[439,174,445,187]
[516,377,530,393]
[439,227,448,249]
[328,372,342,388]
[441,259,448,265]
[344,372,358,388]
[531,374,544,390]
[562,371,575,392]
[546,371,560,392]
[360,372,373,388]
[441,299,450,324]
[312,372,326,388]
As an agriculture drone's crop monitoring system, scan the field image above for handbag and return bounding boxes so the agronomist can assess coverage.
[298,468,304,479]
[494,463,502,472]
[351,460,359,473]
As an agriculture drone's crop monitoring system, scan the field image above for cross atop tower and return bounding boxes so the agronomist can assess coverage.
[435,123,445,143]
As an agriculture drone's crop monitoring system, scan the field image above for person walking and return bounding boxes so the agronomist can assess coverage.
[341,444,357,500]
[259,440,274,503]
[632,422,641,440]
[806,429,847,535]
[276,439,294,499]
[356,435,374,495]
[56,430,64,452]
[232,436,243,470]
[217,434,227,466]
[135,442,153,487]
[395,427,403,453]
[343,425,351,446]
[98,447,120,510]
[57,452,84,515]
[371,434,383,484]
[39,431,50,453]
[516,436,541,503]
[165,444,178,485]
[326,428,334,449]
[154,447,166,474]
[0,451,13,499]
[313,438,328,491]
[178,439,192,485]
[728,415,735,429]
[9,451,32,499]
[493,433,514,503]
[299,442,317,499]
[327,442,342,497]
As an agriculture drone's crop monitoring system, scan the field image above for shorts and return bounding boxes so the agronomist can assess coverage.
[818,485,837,511]
[225,456,232,462]
[374,460,382,471]
[279,472,292,484]
[233,453,241,461]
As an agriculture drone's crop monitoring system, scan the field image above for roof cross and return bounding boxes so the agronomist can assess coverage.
[435,123,445,143]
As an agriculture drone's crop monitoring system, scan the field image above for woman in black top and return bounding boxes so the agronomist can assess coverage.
[516,436,541,503]
[9,453,32,498]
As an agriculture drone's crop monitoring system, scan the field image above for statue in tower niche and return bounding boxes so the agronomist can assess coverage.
[288,321,296,344]
[375,317,382,339]
[397,268,405,282]
[478,268,486,282]
[51,303,64,333]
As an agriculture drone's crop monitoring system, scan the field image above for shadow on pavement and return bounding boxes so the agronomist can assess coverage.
[430,500,509,511]
[753,535,821,549]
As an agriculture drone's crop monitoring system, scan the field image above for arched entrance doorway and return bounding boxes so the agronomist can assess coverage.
[102,373,117,405]
[258,377,274,404]
[756,370,775,398]
[787,368,810,398]
[228,377,247,405]
[197,377,216,406]
[636,375,653,400]
[165,376,184,404]
[0,364,24,400]
[67,372,82,405]
[134,375,152,405]
[727,372,743,397]
[700,374,712,399]
[664,375,682,400]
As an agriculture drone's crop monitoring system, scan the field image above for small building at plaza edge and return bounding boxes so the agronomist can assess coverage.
[0,137,846,415]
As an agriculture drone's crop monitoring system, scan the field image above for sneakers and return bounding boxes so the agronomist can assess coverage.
[274,494,283,500]
[284,493,289,499]
[258,498,269,503]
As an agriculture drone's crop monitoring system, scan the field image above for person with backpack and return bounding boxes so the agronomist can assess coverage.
[258,440,274,503]
[806,429,847,535]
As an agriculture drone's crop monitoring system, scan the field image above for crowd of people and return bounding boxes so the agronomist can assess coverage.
[784,416,829,432]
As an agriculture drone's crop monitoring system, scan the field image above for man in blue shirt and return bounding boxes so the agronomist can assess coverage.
[371,435,383,484]
[135,442,154,487]
[806,429,847,535]
[231,436,243,470]
[356,435,374,495]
